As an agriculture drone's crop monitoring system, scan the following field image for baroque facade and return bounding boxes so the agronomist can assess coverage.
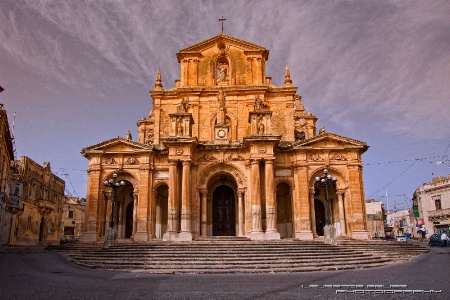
[81,34,369,242]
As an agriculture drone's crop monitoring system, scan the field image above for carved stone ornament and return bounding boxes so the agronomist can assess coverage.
[259,146,267,154]
[104,157,117,165]
[199,153,218,161]
[225,153,245,161]
[176,148,183,155]
[330,153,347,161]
[125,157,139,165]
[217,129,226,138]
[308,154,324,161]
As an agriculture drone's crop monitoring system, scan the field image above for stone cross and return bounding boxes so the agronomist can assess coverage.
[219,16,226,33]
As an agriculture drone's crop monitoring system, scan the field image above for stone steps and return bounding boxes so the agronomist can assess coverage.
[49,239,428,273]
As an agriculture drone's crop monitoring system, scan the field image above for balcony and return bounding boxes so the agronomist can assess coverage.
[428,208,450,220]
[37,199,57,215]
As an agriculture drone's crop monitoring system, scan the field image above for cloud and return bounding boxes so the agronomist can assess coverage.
[1,0,449,140]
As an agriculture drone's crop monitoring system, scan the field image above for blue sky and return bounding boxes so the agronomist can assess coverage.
[1,0,449,210]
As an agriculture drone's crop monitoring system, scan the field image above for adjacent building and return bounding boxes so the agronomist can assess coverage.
[61,196,86,241]
[81,33,370,243]
[0,104,15,244]
[8,157,65,245]
[413,175,450,237]
[365,199,385,239]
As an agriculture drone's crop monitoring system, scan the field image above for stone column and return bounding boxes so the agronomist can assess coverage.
[163,160,178,241]
[179,160,193,241]
[309,188,317,237]
[250,159,263,240]
[238,190,245,237]
[337,190,347,236]
[265,159,280,239]
[155,193,161,239]
[105,196,112,235]
[201,191,207,237]
[118,201,124,238]
[147,170,154,240]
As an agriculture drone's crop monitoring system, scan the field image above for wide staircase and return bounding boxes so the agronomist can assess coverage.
[48,237,428,274]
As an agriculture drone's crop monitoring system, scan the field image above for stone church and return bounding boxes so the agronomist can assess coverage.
[81,33,369,243]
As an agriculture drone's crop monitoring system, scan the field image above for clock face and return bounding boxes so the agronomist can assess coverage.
[217,129,226,138]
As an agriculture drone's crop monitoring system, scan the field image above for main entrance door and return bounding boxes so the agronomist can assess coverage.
[212,185,236,236]
[125,202,134,238]
[315,199,325,236]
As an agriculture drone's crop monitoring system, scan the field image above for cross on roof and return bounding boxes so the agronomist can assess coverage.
[219,16,226,34]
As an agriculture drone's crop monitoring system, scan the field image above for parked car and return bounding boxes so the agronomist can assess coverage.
[428,233,442,247]
[396,235,407,242]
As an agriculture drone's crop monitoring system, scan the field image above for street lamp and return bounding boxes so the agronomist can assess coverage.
[103,173,125,247]
[315,169,337,244]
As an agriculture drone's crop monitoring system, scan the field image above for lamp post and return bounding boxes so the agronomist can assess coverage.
[315,169,337,244]
[103,173,125,247]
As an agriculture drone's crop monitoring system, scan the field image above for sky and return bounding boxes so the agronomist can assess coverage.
[1,0,449,211]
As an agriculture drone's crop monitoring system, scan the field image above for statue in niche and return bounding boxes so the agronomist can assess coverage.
[258,121,265,134]
[177,121,183,136]
[217,62,229,83]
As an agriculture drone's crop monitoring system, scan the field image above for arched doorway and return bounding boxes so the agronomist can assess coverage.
[315,199,325,236]
[125,202,134,238]
[212,185,236,236]
[276,182,293,238]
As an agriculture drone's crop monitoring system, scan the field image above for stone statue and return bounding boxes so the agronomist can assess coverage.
[177,97,189,112]
[258,122,265,134]
[177,122,183,136]
[295,130,306,141]
[217,62,228,83]
[126,130,132,140]
[254,96,268,111]
[319,127,325,134]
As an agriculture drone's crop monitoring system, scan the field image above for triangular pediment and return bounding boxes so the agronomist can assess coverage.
[178,34,267,55]
[81,137,152,156]
[296,132,368,151]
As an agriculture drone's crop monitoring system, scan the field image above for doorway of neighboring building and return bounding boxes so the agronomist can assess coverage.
[212,185,236,236]
[125,202,134,238]
[315,199,325,236]
[38,217,45,241]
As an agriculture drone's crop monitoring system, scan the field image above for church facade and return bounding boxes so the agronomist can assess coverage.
[81,34,369,242]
